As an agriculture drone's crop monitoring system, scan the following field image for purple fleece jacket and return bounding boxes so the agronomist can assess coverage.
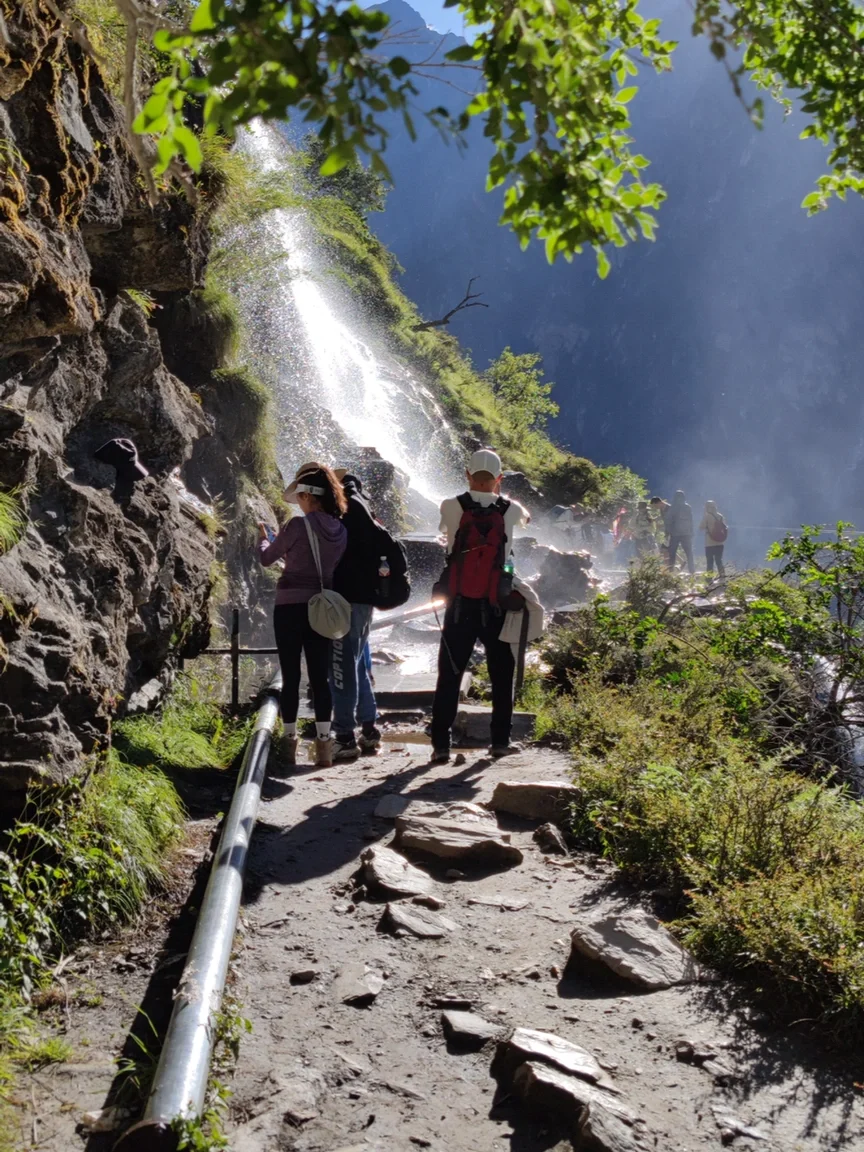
[258,511,347,605]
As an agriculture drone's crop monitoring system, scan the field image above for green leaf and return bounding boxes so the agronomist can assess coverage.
[616,87,638,104]
[190,0,216,33]
[389,56,411,78]
[319,142,355,176]
[173,125,203,172]
[596,248,611,279]
[446,44,477,62]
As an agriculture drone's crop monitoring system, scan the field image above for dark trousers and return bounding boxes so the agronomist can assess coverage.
[431,598,515,750]
[705,544,726,576]
[273,603,332,723]
[668,534,695,575]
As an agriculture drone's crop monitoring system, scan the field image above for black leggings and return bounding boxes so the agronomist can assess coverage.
[273,603,332,723]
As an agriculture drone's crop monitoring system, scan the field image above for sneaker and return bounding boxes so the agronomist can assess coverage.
[429,747,451,764]
[489,742,523,759]
[358,725,382,752]
[315,737,334,767]
[277,733,298,765]
[332,735,360,762]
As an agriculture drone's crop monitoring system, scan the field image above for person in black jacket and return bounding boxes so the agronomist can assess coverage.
[330,471,382,760]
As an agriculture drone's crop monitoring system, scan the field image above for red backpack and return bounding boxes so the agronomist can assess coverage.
[446,493,511,605]
[709,514,728,543]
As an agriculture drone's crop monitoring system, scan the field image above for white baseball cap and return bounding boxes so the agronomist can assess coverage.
[467,448,502,476]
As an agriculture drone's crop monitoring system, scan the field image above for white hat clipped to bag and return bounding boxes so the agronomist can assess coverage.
[303,518,351,639]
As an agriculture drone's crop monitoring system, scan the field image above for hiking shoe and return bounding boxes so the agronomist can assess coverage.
[277,733,298,765]
[489,742,523,759]
[332,735,360,762]
[429,747,451,764]
[314,737,334,767]
[359,724,382,752]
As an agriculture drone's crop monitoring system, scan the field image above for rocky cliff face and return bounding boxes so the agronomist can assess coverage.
[0,3,253,803]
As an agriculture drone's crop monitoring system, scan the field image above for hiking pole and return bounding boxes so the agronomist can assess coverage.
[514,606,530,702]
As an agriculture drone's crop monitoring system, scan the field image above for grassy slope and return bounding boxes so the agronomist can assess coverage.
[532,558,864,1042]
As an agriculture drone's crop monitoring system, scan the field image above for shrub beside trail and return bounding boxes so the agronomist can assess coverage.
[537,541,864,1040]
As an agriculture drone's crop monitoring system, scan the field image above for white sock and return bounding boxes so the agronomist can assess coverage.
[283,722,297,737]
[315,721,331,739]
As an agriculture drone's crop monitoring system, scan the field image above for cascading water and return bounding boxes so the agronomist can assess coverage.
[233,122,465,525]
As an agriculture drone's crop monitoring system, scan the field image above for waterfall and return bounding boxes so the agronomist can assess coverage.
[232,123,465,524]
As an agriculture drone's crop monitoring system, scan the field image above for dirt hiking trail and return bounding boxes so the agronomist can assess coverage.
[20,740,864,1152]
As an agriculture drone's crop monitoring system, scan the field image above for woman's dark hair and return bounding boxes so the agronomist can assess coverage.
[304,466,348,517]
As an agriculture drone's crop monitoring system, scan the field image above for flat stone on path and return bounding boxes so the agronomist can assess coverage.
[374,794,411,819]
[361,844,434,897]
[489,780,581,823]
[441,1010,501,1050]
[569,906,701,990]
[579,1102,650,1151]
[384,902,458,938]
[334,962,384,1006]
[513,1061,638,1128]
[492,1027,617,1092]
[394,814,523,867]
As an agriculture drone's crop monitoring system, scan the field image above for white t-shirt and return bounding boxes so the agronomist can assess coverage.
[439,491,529,562]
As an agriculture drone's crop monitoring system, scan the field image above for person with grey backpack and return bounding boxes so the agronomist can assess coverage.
[258,463,348,767]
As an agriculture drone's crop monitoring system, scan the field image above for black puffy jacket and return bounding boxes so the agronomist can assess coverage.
[333,475,383,604]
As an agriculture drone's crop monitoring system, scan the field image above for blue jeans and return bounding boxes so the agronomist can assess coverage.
[331,603,377,737]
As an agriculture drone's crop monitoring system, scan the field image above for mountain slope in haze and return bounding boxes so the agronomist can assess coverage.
[369,0,864,556]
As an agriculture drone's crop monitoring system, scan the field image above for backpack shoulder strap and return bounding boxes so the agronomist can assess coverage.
[456,492,476,512]
[495,496,511,514]
[303,517,324,591]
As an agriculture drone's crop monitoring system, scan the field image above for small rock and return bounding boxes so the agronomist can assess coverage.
[79,1107,131,1134]
[570,906,702,990]
[711,1105,768,1142]
[394,814,523,867]
[441,1010,502,1050]
[445,868,465,880]
[374,794,411,819]
[492,1027,618,1092]
[290,969,318,985]
[550,965,561,979]
[512,1061,637,1127]
[701,1057,739,1084]
[384,902,458,939]
[533,822,568,854]
[334,963,384,1006]
[579,1100,650,1151]
[453,753,467,766]
[675,1039,719,1064]
[412,893,446,910]
[361,844,434,898]
[631,1017,644,1030]
[489,780,582,822]
[410,1139,432,1148]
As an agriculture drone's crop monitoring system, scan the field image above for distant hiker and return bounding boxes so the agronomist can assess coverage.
[665,490,695,575]
[94,437,148,504]
[330,469,410,762]
[699,499,728,577]
[430,448,531,762]
[258,463,347,768]
[649,496,670,561]
[632,501,657,556]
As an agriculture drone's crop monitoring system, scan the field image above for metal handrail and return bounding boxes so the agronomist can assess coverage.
[115,674,282,1151]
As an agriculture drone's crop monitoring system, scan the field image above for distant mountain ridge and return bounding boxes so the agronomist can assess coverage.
[367,0,864,556]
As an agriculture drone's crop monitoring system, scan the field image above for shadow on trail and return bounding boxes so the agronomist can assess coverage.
[684,981,864,1149]
[242,753,507,904]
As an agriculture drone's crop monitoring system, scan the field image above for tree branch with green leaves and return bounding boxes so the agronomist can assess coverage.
[93,0,864,272]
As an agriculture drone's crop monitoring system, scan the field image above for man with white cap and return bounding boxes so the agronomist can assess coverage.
[430,447,528,762]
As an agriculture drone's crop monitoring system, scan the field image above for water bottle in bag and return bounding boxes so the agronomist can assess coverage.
[378,554,391,602]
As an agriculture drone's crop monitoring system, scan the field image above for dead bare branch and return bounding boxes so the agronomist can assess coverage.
[411,277,488,331]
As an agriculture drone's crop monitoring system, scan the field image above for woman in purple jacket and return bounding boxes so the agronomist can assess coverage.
[259,464,347,766]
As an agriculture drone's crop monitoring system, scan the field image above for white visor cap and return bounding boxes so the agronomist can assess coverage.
[467,448,502,477]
